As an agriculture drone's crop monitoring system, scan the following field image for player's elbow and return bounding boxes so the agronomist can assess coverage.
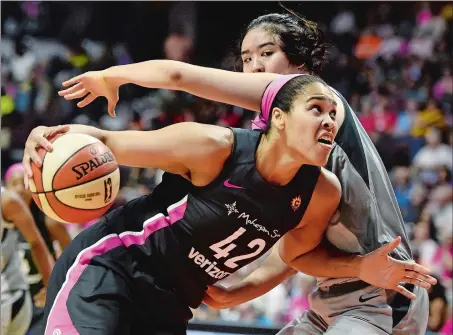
[165,61,188,90]
[169,68,183,88]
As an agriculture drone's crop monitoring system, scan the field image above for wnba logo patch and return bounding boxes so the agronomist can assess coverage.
[290,195,301,211]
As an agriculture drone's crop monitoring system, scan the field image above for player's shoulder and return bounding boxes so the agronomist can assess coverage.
[170,122,234,156]
[315,167,341,202]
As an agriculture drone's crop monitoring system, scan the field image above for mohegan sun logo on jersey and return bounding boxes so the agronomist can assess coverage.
[290,195,302,212]
[224,202,281,239]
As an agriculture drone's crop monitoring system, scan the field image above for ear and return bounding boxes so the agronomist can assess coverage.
[296,63,306,73]
[271,107,286,131]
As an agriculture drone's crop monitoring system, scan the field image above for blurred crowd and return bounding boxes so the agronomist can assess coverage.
[1,2,452,334]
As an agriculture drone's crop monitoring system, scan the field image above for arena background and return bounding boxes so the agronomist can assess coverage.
[1,2,452,335]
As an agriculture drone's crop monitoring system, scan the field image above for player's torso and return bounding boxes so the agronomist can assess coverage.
[105,129,320,306]
[164,129,319,282]
[174,174,307,282]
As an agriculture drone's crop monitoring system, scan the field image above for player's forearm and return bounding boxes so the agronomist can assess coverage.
[206,247,296,309]
[65,124,107,142]
[288,239,362,278]
[30,241,55,287]
[46,219,72,251]
[219,266,297,309]
[103,60,277,112]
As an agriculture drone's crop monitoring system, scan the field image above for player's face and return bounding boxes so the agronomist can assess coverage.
[241,28,302,74]
[6,171,32,204]
[277,82,338,166]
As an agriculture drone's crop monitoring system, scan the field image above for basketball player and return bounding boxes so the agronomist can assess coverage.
[1,186,55,334]
[52,11,431,333]
[5,163,72,333]
[23,75,435,334]
[203,11,431,335]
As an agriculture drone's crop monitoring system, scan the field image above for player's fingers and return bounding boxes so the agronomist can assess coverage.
[63,88,88,100]
[25,143,42,167]
[47,125,70,139]
[24,175,29,190]
[22,154,33,181]
[58,82,82,96]
[35,135,53,151]
[403,276,432,289]
[405,270,437,285]
[395,285,416,300]
[77,93,96,108]
[107,98,118,117]
[380,236,401,254]
[404,262,431,276]
[62,74,84,87]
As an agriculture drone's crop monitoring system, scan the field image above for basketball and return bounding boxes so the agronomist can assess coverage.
[29,133,120,224]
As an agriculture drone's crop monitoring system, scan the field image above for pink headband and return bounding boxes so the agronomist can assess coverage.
[4,163,25,182]
[252,74,304,130]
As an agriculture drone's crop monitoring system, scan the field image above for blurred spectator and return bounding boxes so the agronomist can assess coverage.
[391,166,413,221]
[411,219,439,268]
[284,274,317,324]
[426,275,451,334]
[354,28,381,60]
[411,100,447,139]
[164,32,194,62]
[413,128,452,170]
[433,67,453,102]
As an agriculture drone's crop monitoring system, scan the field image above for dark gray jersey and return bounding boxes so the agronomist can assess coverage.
[318,88,412,286]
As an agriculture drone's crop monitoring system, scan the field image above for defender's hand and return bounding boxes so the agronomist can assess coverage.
[58,70,119,117]
[359,236,437,300]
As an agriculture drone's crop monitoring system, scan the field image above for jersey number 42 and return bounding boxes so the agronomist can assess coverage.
[209,227,266,269]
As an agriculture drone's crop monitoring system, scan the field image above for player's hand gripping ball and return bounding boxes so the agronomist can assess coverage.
[29,133,120,224]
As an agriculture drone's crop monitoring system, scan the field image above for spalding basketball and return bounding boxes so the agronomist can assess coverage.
[29,133,120,224]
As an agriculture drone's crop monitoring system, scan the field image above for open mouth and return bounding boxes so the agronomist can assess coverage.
[317,138,333,145]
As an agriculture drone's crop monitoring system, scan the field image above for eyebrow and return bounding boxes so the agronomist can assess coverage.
[241,42,276,56]
[306,95,337,106]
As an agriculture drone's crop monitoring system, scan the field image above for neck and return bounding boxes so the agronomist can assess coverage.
[255,134,306,186]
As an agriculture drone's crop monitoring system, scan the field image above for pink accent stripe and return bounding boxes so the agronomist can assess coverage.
[44,196,188,335]
[251,74,303,130]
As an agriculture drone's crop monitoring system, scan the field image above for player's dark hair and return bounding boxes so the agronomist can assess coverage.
[263,74,329,135]
[273,75,328,113]
[238,4,329,74]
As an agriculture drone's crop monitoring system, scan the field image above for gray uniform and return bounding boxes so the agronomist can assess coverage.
[278,89,428,335]
[1,187,33,335]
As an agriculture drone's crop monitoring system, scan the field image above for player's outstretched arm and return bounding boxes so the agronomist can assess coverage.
[22,123,232,187]
[289,236,438,300]
[1,189,55,286]
[57,60,278,117]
